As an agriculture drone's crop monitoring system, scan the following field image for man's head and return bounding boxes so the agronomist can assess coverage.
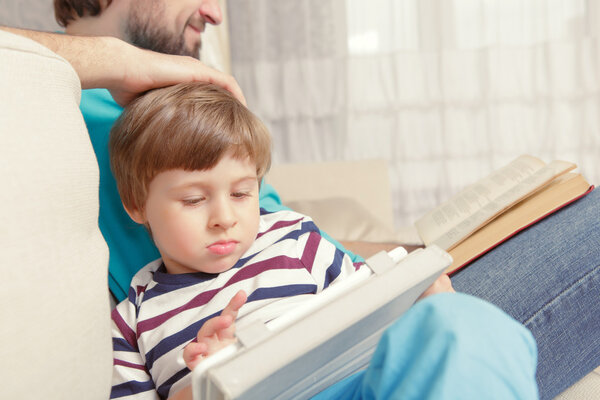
[109,82,271,274]
[54,0,222,57]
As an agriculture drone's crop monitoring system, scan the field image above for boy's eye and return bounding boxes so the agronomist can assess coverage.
[231,192,250,199]
[182,197,205,206]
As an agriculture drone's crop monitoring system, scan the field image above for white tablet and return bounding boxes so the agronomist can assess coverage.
[192,245,452,400]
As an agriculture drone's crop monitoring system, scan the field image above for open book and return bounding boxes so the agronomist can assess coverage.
[415,155,594,275]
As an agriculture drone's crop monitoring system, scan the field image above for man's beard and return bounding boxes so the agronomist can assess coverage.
[126,2,200,58]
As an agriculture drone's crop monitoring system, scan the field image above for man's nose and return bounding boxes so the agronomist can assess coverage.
[199,0,223,25]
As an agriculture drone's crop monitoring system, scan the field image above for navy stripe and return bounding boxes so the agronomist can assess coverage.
[142,282,187,305]
[127,286,137,305]
[142,273,219,303]
[110,379,156,399]
[113,337,137,353]
[247,284,318,301]
[273,220,319,246]
[259,207,274,216]
[144,311,219,371]
[157,366,191,399]
[322,248,345,289]
[301,220,319,233]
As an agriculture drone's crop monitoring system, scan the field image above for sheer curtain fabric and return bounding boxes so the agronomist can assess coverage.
[229,0,600,233]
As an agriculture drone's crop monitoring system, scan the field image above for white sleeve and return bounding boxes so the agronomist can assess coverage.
[110,300,159,400]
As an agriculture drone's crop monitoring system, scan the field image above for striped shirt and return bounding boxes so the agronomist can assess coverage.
[110,209,364,399]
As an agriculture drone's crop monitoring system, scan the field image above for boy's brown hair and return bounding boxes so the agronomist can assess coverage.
[109,82,271,213]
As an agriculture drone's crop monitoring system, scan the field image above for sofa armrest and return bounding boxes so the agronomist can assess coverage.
[0,30,111,398]
[266,159,408,244]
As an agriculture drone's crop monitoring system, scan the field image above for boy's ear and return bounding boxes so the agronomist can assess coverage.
[124,204,145,225]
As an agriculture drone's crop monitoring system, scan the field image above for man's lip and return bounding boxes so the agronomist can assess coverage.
[187,24,203,34]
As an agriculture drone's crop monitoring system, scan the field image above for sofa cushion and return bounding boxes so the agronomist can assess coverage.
[0,31,111,398]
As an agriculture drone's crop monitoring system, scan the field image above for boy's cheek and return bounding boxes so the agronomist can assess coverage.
[153,217,200,251]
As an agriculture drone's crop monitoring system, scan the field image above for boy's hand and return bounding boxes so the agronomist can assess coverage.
[183,290,247,371]
[418,274,455,300]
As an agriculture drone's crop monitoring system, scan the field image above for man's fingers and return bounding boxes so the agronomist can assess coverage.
[157,53,247,106]
[203,72,246,106]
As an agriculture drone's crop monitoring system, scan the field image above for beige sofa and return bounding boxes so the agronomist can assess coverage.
[1,30,597,399]
[0,30,112,398]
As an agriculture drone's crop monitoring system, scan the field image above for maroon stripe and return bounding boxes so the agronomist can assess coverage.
[112,307,138,350]
[300,231,320,272]
[136,285,147,297]
[256,217,303,239]
[136,288,219,337]
[224,255,305,286]
[114,358,147,371]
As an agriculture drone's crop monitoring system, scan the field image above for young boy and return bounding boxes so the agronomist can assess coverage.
[109,82,538,400]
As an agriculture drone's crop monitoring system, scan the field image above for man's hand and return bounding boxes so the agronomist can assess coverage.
[182,290,247,371]
[108,41,246,107]
[1,27,246,107]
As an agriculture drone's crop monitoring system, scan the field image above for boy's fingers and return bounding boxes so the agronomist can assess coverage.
[183,342,208,370]
[195,291,247,343]
[197,315,234,339]
[221,290,247,320]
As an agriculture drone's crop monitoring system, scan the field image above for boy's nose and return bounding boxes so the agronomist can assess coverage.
[209,198,236,230]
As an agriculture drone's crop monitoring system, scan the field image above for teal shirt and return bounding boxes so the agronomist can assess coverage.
[80,88,361,302]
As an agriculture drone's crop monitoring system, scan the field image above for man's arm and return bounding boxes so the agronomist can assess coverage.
[1,27,245,107]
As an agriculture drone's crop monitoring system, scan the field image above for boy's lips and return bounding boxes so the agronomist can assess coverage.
[207,240,238,255]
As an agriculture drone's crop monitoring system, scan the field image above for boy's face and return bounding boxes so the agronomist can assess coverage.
[131,153,260,274]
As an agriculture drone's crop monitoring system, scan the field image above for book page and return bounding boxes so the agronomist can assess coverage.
[414,155,544,246]
[445,173,591,274]
[415,155,575,249]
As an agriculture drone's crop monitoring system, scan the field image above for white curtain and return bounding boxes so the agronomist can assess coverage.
[230,0,600,230]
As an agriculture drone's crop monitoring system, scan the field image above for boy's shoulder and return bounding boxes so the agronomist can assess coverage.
[253,209,322,255]
[259,207,310,220]
[129,258,163,288]
[259,208,317,231]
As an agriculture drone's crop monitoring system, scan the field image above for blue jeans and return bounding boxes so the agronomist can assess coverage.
[314,293,538,400]
[452,188,600,399]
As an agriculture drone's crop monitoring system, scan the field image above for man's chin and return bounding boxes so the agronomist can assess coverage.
[184,44,201,59]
